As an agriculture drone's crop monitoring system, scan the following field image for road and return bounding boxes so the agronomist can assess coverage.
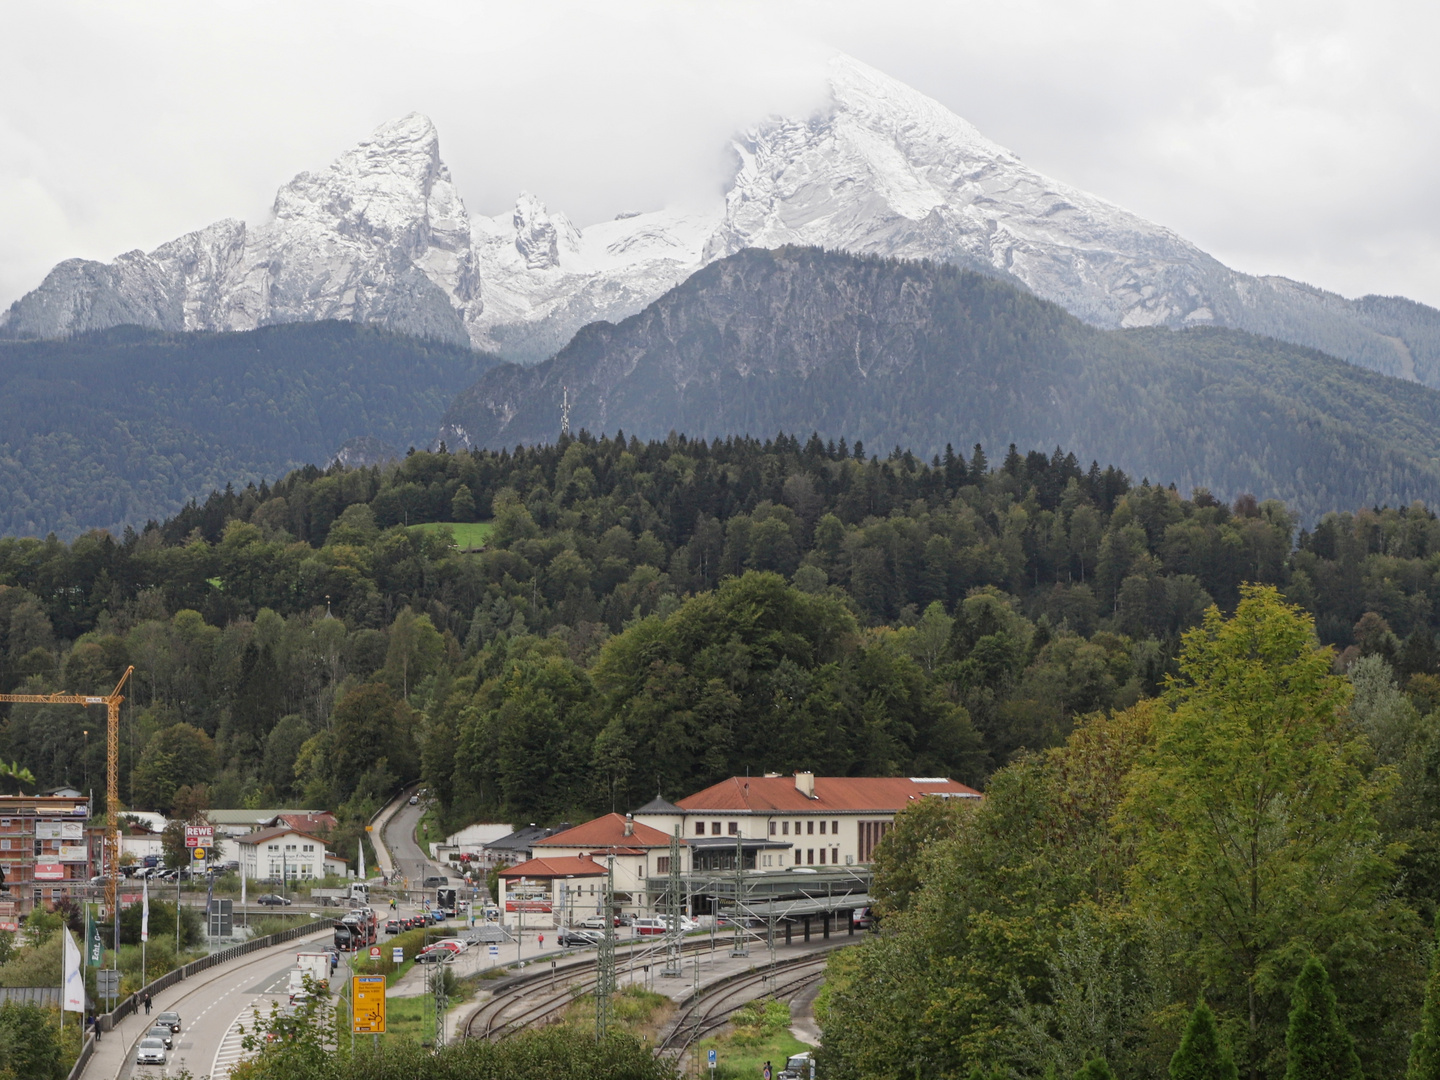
[383,796,454,894]
[87,926,332,1080]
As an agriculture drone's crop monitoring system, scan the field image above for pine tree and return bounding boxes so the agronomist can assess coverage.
[1284,956,1362,1080]
[1408,914,1440,1079]
[1170,998,1237,1080]
[1074,1059,1116,1080]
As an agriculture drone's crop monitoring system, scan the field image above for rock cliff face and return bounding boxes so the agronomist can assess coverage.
[7,56,1440,385]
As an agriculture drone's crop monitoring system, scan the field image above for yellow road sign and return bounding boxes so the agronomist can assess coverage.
[191,847,207,861]
[352,974,386,1034]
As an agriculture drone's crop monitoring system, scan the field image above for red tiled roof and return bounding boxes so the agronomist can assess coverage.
[498,856,606,879]
[535,812,675,849]
[678,775,980,813]
[271,812,338,833]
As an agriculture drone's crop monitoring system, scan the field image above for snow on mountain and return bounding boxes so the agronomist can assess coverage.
[6,55,1440,385]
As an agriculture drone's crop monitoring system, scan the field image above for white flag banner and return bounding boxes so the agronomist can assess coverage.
[358,841,364,881]
[141,878,149,942]
[62,929,84,1013]
[241,868,246,906]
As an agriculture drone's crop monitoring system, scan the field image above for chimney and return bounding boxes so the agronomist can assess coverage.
[794,771,815,799]
[623,813,634,837]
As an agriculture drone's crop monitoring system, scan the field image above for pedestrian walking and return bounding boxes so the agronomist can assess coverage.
[143,992,151,1014]
[538,933,544,950]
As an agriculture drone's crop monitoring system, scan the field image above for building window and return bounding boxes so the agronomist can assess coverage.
[795,851,802,866]
[807,821,814,835]
[268,844,278,852]
[0,839,8,851]
[303,844,314,853]
[782,821,789,835]
[728,822,738,836]
[657,856,670,874]
[833,820,839,834]
[807,849,814,864]
[694,822,705,836]
[820,849,826,864]
[858,820,893,862]
[769,821,777,836]
[819,821,826,835]
[711,822,721,835]
[32,841,41,856]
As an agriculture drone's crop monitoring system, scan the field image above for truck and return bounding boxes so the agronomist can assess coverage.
[289,950,332,1002]
[312,883,371,907]
[436,887,457,916]
[333,908,378,952]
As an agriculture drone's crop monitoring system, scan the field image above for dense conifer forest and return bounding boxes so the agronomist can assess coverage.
[5,431,1440,1078]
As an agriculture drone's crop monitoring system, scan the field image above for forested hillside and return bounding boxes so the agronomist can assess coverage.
[0,321,495,538]
[2,432,1440,834]
[442,247,1440,522]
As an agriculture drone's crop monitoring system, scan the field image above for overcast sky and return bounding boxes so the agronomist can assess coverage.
[3,0,1437,311]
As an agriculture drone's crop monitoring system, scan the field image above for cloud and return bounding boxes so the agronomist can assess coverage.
[1,0,1436,309]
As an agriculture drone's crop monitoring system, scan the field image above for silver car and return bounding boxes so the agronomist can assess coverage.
[136,1037,168,1065]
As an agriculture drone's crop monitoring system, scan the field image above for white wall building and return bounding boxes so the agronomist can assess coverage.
[236,827,333,882]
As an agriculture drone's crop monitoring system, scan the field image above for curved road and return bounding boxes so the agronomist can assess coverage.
[383,796,455,894]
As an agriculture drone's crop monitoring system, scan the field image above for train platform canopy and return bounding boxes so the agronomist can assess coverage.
[729,893,875,920]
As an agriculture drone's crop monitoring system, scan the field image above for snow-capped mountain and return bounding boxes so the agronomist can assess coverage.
[6,55,1440,385]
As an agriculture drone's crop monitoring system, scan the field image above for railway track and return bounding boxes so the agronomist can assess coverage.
[465,937,714,1040]
[464,937,846,1043]
[655,952,834,1058]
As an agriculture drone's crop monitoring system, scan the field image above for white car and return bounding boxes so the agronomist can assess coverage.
[136,1037,168,1066]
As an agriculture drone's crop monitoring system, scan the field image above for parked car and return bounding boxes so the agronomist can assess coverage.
[414,946,456,964]
[559,928,603,947]
[256,894,291,906]
[579,914,619,929]
[146,1025,175,1050]
[135,1038,168,1066]
[155,1012,181,1033]
[432,937,470,951]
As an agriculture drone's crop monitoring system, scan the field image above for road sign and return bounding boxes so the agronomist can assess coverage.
[97,968,120,1000]
[351,974,386,1034]
[184,825,214,848]
[488,943,499,958]
[369,946,381,960]
[392,946,404,964]
[708,1050,717,1070]
[209,898,233,938]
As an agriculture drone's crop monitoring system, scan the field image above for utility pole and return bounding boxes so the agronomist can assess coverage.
[595,855,615,1041]
[561,386,571,437]
[662,827,683,977]
[730,833,747,958]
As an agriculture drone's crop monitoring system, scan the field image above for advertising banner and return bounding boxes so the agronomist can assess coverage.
[34,862,64,881]
[36,822,82,840]
[57,845,88,863]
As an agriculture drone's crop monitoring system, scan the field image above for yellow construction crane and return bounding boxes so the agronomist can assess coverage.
[0,666,133,924]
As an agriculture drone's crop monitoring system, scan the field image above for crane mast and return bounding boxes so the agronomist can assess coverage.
[0,666,132,933]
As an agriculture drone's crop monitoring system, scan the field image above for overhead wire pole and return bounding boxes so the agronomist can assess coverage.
[595,855,615,1040]
[0,666,132,952]
[662,827,683,978]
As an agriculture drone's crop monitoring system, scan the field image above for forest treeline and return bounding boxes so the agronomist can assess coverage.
[822,588,1440,1080]
[2,431,1440,835]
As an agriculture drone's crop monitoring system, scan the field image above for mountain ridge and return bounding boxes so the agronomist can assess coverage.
[439,246,1440,524]
[6,55,1440,386]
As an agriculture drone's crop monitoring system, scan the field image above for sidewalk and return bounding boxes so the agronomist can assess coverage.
[81,926,332,1080]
